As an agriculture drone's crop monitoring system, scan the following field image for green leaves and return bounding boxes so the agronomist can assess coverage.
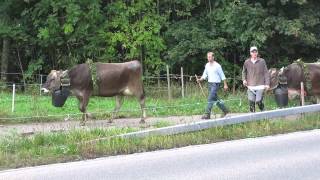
[1,0,320,82]
[63,24,74,35]
[103,0,166,72]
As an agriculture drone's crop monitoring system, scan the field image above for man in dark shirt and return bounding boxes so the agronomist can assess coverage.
[242,46,270,112]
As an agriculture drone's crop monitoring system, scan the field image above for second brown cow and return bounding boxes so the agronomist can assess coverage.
[269,61,320,104]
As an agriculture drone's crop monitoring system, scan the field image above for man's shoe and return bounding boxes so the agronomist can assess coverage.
[201,114,210,119]
[221,110,229,118]
[221,110,230,118]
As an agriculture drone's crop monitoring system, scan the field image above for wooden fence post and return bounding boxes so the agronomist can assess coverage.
[157,74,161,96]
[301,82,305,106]
[181,67,184,98]
[166,65,172,100]
[12,84,15,112]
[40,74,43,96]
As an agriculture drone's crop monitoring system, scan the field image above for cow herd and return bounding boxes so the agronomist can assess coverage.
[41,60,320,126]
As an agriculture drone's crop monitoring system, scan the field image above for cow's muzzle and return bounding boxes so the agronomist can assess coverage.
[41,88,50,93]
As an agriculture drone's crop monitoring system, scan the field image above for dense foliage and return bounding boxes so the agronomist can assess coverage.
[1,0,320,82]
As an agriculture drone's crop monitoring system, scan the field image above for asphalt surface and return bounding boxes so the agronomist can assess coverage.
[1,129,320,180]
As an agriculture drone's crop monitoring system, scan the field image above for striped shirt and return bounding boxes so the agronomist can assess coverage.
[201,62,226,83]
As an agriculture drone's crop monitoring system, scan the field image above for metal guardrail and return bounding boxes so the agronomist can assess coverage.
[118,104,320,138]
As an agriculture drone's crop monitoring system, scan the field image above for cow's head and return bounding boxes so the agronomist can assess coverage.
[269,68,279,90]
[269,67,288,90]
[41,70,68,93]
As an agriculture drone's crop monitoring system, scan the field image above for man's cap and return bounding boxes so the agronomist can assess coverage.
[250,46,258,52]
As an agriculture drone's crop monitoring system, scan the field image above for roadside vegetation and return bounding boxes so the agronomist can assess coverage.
[1,112,319,170]
[1,83,316,170]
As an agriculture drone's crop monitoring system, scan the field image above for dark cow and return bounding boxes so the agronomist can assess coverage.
[42,60,146,125]
[269,61,320,103]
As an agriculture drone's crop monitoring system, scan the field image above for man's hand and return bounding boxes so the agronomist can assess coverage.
[265,85,270,90]
[243,80,247,86]
[224,84,228,91]
[196,77,203,83]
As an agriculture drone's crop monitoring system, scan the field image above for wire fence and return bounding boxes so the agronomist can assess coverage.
[0,66,244,101]
[0,97,245,121]
[0,66,310,122]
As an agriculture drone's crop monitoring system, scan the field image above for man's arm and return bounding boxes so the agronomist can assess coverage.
[242,63,247,86]
[263,60,270,89]
[223,79,228,91]
[198,65,207,82]
[217,65,228,90]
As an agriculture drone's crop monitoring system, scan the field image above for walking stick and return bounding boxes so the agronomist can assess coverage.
[195,74,206,97]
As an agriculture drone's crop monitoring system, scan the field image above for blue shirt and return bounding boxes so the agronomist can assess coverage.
[201,62,226,83]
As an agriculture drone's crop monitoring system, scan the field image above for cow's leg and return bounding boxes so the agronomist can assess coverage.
[316,96,320,104]
[138,93,146,124]
[77,93,90,126]
[110,95,124,123]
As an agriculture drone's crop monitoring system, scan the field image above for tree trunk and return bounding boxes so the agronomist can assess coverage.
[16,47,26,88]
[233,53,236,95]
[1,38,10,81]
[140,45,145,74]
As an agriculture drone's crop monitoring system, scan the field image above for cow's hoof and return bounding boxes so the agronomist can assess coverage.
[87,113,95,119]
[79,121,86,126]
[139,119,145,124]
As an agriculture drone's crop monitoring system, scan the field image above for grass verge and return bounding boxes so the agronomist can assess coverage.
[0,112,319,170]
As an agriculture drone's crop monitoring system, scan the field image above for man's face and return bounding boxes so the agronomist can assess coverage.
[207,53,214,62]
[250,50,258,59]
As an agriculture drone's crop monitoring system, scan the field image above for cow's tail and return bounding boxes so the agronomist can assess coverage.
[140,87,145,100]
[136,60,145,100]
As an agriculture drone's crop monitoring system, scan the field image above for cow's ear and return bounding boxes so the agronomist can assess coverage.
[269,68,277,75]
[279,67,284,73]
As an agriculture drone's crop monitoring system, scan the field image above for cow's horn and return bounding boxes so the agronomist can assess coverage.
[279,67,284,73]
[61,70,69,78]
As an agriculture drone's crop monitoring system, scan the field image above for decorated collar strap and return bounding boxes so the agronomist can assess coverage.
[294,59,312,94]
[86,59,99,94]
[60,70,70,87]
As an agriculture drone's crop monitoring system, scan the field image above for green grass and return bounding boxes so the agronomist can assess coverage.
[153,120,173,128]
[0,84,314,169]
[0,113,319,170]
[0,84,301,124]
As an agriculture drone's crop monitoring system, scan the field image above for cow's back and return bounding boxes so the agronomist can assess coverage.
[284,63,304,89]
[68,64,92,91]
[96,60,143,96]
[309,63,320,95]
[285,62,320,95]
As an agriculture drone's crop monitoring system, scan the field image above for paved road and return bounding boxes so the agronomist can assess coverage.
[1,129,320,180]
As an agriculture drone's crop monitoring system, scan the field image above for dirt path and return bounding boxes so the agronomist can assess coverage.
[0,113,239,136]
[0,112,300,136]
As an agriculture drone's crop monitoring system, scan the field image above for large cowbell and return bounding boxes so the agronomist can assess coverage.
[52,87,70,107]
[274,76,288,108]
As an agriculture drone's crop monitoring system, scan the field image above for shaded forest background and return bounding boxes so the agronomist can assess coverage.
[1,0,320,84]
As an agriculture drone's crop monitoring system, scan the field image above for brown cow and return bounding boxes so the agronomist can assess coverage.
[269,61,320,103]
[42,60,146,125]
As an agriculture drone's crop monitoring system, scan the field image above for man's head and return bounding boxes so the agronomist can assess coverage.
[207,52,214,62]
[250,46,258,59]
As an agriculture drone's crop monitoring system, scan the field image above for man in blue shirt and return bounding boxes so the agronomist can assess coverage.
[197,52,229,119]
